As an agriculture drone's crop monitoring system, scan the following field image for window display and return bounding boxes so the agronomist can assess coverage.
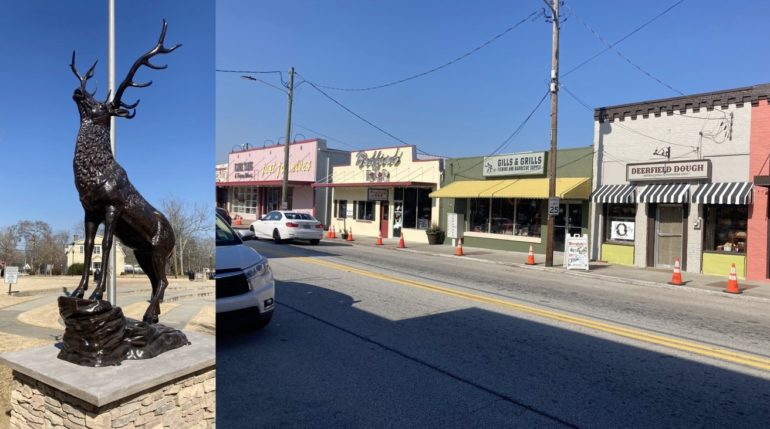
[704,205,748,253]
[355,201,374,220]
[468,198,542,237]
[394,188,432,229]
[604,204,636,243]
[233,187,258,214]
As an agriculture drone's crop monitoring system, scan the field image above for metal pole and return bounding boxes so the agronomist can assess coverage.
[107,0,117,304]
[281,67,295,210]
[325,155,330,226]
[545,0,559,267]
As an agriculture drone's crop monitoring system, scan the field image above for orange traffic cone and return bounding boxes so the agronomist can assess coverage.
[669,258,683,286]
[326,226,333,238]
[347,227,354,241]
[398,232,406,249]
[526,244,535,265]
[376,232,383,246]
[724,263,741,294]
[330,225,337,239]
[455,238,464,256]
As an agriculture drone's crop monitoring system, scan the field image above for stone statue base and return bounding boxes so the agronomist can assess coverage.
[57,296,190,367]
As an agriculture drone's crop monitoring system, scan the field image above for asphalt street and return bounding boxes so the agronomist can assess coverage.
[217,239,770,428]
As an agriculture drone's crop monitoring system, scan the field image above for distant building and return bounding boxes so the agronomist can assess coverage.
[64,235,126,274]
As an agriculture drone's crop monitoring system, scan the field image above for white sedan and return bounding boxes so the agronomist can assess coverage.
[249,211,324,245]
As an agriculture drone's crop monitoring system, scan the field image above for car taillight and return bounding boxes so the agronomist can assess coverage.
[315,223,324,229]
[286,222,299,228]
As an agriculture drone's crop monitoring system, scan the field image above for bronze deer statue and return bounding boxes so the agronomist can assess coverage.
[69,20,180,324]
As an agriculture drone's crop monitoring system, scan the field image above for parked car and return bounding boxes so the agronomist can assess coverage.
[216,213,275,329]
[249,211,324,245]
[216,207,232,225]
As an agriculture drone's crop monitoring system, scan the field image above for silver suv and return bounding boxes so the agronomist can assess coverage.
[216,214,275,329]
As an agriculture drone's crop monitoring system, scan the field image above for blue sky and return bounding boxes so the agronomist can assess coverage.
[0,1,214,233]
[216,0,770,164]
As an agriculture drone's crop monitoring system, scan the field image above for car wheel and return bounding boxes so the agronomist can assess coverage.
[254,313,272,329]
[273,229,283,244]
[309,239,320,245]
[249,225,258,239]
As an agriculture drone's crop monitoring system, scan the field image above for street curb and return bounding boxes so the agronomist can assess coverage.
[389,246,770,305]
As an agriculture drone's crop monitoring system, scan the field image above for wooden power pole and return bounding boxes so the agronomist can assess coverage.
[545,0,560,267]
[282,67,295,211]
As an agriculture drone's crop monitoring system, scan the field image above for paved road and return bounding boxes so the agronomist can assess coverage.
[217,239,770,428]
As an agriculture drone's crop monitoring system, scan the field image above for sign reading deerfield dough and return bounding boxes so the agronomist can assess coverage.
[627,160,710,181]
[483,152,545,177]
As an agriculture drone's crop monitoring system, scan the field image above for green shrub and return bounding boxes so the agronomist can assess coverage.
[66,263,84,276]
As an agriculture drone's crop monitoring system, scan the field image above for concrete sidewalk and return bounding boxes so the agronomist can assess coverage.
[321,233,770,304]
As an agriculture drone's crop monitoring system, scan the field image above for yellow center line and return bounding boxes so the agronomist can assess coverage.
[276,252,770,372]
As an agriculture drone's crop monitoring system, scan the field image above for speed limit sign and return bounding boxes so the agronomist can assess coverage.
[548,197,560,216]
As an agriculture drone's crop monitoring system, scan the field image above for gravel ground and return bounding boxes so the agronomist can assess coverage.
[0,332,52,428]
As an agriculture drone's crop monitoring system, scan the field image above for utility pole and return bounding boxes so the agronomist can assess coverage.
[281,67,295,211]
[107,0,117,304]
[545,0,560,267]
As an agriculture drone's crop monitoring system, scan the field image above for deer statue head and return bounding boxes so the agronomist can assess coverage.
[70,19,181,125]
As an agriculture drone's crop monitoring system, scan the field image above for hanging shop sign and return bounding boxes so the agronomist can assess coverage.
[368,188,389,201]
[626,160,710,182]
[357,148,403,182]
[610,220,635,241]
[483,151,545,177]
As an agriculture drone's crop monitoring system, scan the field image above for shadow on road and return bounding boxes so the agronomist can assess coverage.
[217,280,770,428]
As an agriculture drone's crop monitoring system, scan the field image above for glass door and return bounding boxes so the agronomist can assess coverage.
[655,205,683,268]
[553,202,583,252]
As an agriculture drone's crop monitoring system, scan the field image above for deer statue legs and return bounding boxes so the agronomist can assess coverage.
[70,214,100,299]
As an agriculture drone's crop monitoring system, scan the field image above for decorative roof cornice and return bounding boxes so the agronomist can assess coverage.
[594,83,770,122]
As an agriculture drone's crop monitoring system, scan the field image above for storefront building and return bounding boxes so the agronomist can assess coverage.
[431,146,593,253]
[313,145,444,243]
[216,139,349,224]
[591,83,770,281]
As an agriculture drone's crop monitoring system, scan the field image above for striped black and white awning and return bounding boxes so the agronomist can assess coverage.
[638,183,690,204]
[591,184,636,203]
[691,182,753,205]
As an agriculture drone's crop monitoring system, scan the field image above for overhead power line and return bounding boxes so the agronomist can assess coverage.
[564,3,684,95]
[300,74,413,147]
[562,0,686,79]
[312,9,543,92]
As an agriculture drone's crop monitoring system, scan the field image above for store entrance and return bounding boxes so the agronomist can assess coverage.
[553,202,583,252]
[380,202,389,239]
[655,205,683,269]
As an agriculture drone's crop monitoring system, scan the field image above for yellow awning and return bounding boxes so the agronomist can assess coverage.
[430,177,591,199]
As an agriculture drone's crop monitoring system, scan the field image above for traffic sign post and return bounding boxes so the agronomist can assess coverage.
[548,197,560,217]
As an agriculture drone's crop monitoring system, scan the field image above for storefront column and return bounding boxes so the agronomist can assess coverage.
[589,202,602,261]
[685,203,703,274]
[634,203,648,268]
[748,100,770,281]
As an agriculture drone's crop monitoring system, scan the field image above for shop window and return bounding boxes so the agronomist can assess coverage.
[704,205,748,253]
[394,187,432,229]
[604,204,636,243]
[335,200,348,219]
[355,201,374,220]
[233,187,258,214]
[469,198,542,237]
[514,199,542,238]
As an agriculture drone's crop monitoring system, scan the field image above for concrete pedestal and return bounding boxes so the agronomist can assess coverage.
[0,331,215,428]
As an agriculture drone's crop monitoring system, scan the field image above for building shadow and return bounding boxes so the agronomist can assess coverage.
[217,280,770,428]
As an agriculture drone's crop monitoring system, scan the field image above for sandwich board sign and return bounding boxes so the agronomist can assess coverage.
[564,234,589,271]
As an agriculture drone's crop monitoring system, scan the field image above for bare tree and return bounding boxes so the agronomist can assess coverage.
[17,220,53,273]
[162,198,212,276]
[0,225,22,265]
[37,231,68,275]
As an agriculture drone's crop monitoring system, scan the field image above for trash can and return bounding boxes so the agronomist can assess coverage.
[93,269,102,283]
[188,270,195,281]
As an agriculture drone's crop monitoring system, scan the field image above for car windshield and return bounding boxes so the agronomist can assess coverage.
[284,212,315,221]
[216,215,241,246]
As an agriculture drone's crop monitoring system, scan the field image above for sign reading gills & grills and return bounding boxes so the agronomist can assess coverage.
[626,160,711,182]
[483,151,545,177]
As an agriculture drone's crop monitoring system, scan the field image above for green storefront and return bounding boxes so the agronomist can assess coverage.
[430,146,593,254]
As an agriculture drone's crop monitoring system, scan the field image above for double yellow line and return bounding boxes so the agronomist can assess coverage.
[287,255,770,372]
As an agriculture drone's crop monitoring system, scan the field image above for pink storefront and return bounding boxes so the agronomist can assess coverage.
[217,139,349,225]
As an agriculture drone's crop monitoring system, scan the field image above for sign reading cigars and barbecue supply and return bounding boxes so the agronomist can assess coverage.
[626,160,710,182]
